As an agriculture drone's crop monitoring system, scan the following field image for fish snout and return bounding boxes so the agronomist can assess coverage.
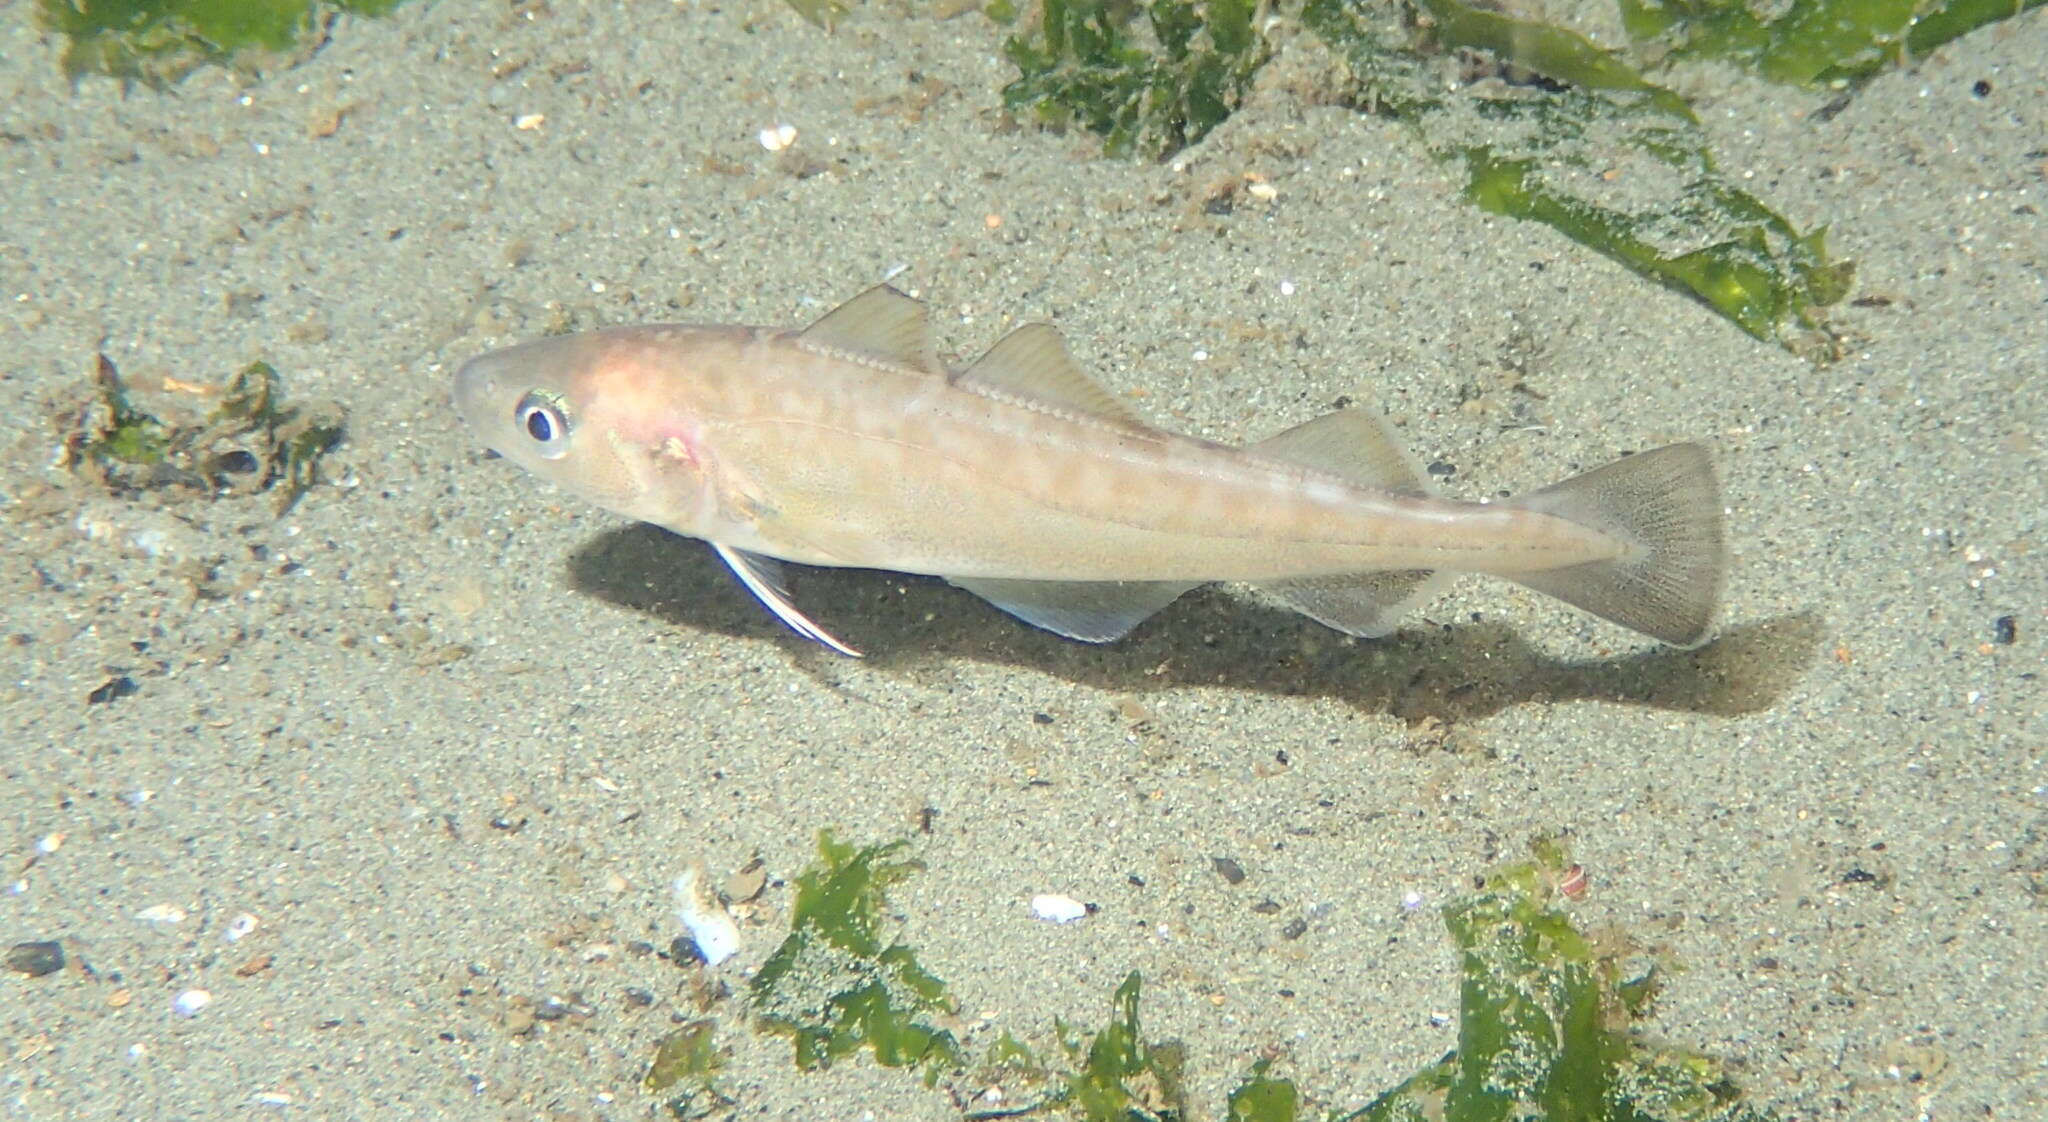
[452,353,505,441]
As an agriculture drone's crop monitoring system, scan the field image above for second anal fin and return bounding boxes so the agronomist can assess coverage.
[1255,569,1453,638]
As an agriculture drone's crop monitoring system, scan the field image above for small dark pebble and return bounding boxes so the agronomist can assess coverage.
[1250,898,1282,915]
[1426,460,1456,478]
[1280,917,1308,940]
[1753,957,1781,971]
[1032,712,1054,725]
[7,940,64,977]
[624,987,656,1008]
[1993,615,2016,645]
[1210,856,1246,885]
[214,449,261,475]
[669,935,704,966]
[1126,874,1146,888]
[87,675,137,705]
[1840,868,1881,885]
[1972,79,1992,97]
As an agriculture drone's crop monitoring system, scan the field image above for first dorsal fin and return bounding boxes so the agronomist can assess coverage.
[1246,409,1433,495]
[953,323,1150,428]
[798,285,941,373]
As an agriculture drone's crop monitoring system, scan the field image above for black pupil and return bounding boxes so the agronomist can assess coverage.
[524,407,556,442]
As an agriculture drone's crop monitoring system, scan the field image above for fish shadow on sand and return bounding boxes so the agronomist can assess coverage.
[570,524,1819,725]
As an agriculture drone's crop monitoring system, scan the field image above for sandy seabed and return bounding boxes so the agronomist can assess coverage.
[2,0,2043,1117]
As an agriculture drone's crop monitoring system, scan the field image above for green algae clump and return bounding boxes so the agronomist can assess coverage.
[747,831,962,1080]
[38,0,413,87]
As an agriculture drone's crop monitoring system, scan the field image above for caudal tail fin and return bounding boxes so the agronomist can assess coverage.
[1504,443,1725,647]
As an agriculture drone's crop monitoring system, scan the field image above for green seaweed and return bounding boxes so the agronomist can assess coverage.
[1209,838,1773,1122]
[747,831,962,1081]
[1056,972,1187,1121]
[36,0,412,87]
[645,1020,724,1092]
[1302,0,1852,348]
[1458,146,1853,346]
[1225,1060,1300,1122]
[1617,0,2048,88]
[1002,0,1271,157]
[992,0,1854,346]
[644,1021,733,1119]
[714,833,1776,1120]
[784,0,852,31]
[1412,0,1697,121]
[55,354,346,514]
[77,354,171,467]
[214,361,347,514]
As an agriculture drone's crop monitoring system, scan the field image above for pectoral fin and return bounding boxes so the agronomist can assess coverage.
[948,577,1195,642]
[712,543,863,657]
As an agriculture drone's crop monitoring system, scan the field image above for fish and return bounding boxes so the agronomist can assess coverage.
[453,285,1725,656]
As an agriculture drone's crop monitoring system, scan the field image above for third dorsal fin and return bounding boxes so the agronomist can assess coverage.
[1246,409,1433,495]
[798,284,941,373]
[953,323,1150,428]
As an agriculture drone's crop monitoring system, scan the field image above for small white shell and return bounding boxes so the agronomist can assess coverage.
[136,903,187,926]
[225,913,260,942]
[758,123,797,152]
[1030,894,1089,924]
[172,989,213,1017]
[674,863,741,966]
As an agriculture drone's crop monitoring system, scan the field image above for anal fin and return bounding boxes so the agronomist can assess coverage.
[1255,570,1453,639]
[947,577,1194,643]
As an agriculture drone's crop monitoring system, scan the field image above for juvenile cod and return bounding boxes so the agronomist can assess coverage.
[454,286,1724,656]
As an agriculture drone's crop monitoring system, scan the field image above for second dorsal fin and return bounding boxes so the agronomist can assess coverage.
[798,285,941,373]
[953,322,1148,427]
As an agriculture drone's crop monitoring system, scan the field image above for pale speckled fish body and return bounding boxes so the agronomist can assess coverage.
[455,286,1725,654]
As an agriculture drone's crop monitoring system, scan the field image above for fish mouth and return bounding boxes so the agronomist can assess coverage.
[451,354,502,440]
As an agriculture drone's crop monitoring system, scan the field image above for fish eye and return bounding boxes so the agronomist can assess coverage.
[513,391,572,459]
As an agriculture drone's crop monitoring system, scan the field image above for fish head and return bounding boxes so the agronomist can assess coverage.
[453,327,720,526]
